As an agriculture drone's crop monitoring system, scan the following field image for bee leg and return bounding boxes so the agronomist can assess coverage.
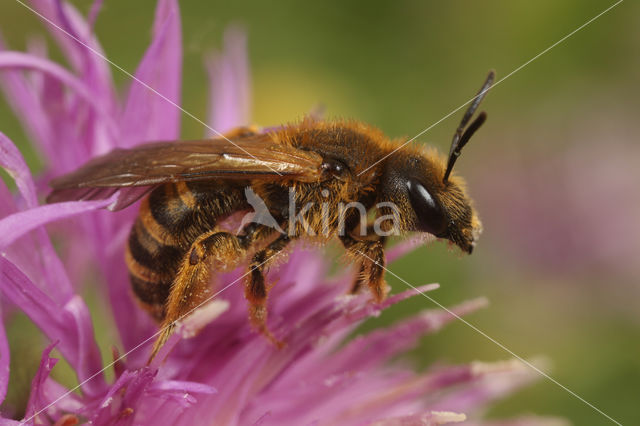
[149,226,264,363]
[246,234,291,347]
[340,234,388,303]
[346,225,386,294]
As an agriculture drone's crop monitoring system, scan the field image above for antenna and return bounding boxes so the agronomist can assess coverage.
[443,70,495,183]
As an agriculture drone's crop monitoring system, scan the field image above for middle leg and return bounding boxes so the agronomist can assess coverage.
[245,233,293,346]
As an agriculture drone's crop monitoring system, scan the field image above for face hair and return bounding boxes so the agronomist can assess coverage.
[443,70,495,183]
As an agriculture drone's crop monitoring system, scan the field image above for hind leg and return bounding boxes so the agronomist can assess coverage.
[149,224,269,362]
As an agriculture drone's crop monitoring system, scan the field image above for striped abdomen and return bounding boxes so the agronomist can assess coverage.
[126,181,244,321]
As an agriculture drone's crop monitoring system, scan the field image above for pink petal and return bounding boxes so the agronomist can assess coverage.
[28,0,114,101]
[463,416,570,426]
[205,26,251,134]
[371,411,467,426]
[89,367,206,425]
[0,178,47,295]
[0,48,116,164]
[47,1,118,158]
[386,235,434,264]
[23,342,59,422]
[149,300,230,369]
[7,3,117,165]
[149,379,216,395]
[0,51,115,132]
[55,0,115,98]
[244,298,487,425]
[120,0,182,147]
[325,298,489,376]
[147,379,217,408]
[427,360,540,416]
[0,131,77,299]
[0,130,37,207]
[0,199,115,250]
[102,255,157,362]
[27,0,84,75]
[0,36,53,161]
[21,342,83,423]
[89,369,142,424]
[0,173,17,218]
[88,0,105,29]
[0,258,106,396]
[0,309,9,405]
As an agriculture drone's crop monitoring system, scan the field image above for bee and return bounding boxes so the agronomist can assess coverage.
[48,71,494,360]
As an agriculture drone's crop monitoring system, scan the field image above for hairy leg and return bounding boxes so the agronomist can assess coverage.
[245,234,292,346]
[340,231,388,303]
[149,224,269,362]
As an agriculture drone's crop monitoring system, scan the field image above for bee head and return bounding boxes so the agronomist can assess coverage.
[380,152,481,254]
[379,70,493,254]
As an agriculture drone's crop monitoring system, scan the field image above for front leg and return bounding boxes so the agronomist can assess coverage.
[340,231,388,303]
[245,234,292,347]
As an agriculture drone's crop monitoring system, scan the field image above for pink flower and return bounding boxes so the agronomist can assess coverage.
[0,1,563,424]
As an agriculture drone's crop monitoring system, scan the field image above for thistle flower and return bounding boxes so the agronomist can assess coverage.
[0,1,564,425]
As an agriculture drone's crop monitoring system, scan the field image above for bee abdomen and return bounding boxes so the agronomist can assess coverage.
[126,185,193,321]
[129,273,171,321]
[126,220,184,320]
[126,182,245,321]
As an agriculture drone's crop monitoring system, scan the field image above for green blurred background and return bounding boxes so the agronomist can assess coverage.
[1,0,638,424]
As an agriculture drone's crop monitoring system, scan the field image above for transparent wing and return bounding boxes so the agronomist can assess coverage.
[47,133,322,210]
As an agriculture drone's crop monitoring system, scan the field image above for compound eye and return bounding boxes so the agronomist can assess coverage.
[407,180,447,237]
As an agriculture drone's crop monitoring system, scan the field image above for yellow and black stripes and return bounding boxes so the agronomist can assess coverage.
[126,181,246,321]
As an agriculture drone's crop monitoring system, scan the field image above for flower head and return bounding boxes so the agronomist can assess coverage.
[0,1,563,425]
